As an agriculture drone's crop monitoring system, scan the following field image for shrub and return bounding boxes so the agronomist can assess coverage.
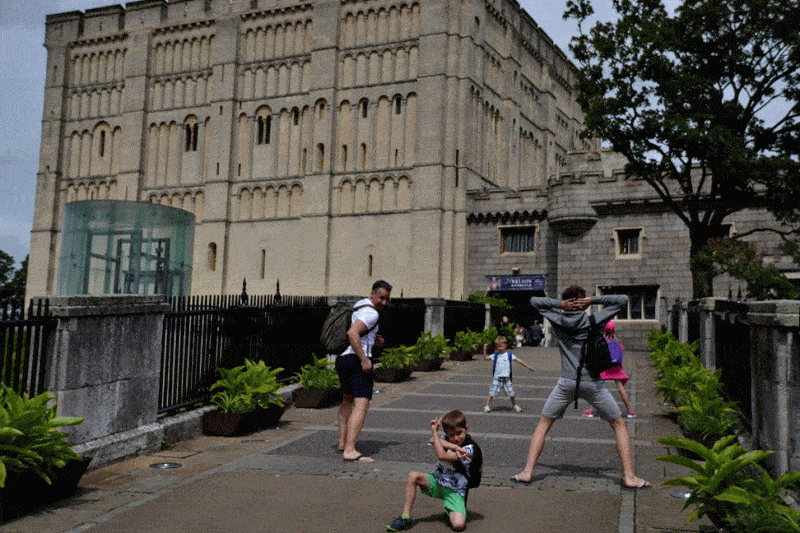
[657,435,800,532]
[453,329,483,353]
[413,332,451,361]
[0,385,84,488]
[379,345,417,369]
[210,359,285,413]
[295,356,340,390]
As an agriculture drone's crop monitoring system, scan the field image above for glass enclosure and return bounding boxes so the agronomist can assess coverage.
[57,200,194,297]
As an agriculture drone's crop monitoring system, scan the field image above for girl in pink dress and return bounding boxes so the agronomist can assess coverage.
[583,321,635,418]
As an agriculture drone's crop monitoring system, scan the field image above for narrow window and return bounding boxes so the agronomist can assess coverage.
[317,143,325,171]
[99,130,106,157]
[342,145,348,171]
[368,254,373,277]
[264,115,271,144]
[455,150,460,187]
[394,97,402,114]
[191,124,198,151]
[185,124,193,151]
[257,117,265,144]
[361,99,368,118]
[360,143,367,169]
[293,108,299,126]
[260,249,266,279]
[208,242,217,271]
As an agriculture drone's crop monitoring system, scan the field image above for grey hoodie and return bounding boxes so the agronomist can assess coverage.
[530,295,629,381]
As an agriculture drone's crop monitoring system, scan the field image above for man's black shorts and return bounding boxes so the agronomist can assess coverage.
[335,354,374,399]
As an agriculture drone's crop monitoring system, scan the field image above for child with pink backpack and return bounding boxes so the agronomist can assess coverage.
[583,321,635,418]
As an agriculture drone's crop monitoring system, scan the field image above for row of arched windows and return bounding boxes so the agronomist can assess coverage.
[339,45,418,88]
[336,176,412,215]
[64,179,118,203]
[236,183,304,220]
[65,123,122,179]
[239,60,311,100]
[71,48,126,87]
[69,86,124,120]
[150,74,211,111]
[145,116,207,188]
[241,20,312,63]
[340,3,420,49]
[147,190,205,222]
[150,35,214,76]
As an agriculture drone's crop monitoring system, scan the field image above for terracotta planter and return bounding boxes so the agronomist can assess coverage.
[414,357,444,371]
[374,366,413,382]
[0,456,91,516]
[292,388,342,409]
[449,350,476,361]
[202,404,286,437]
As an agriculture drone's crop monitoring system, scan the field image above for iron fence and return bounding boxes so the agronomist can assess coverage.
[158,293,329,413]
[1,299,54,397]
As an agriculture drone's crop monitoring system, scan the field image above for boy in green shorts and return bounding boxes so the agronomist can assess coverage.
[387,410,482,532]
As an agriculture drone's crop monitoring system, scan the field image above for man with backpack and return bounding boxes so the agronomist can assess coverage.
[334,280,392,463]
[511,286,650,490]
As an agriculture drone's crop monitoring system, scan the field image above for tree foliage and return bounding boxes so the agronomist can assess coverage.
[0,251,27,302]
[565,0,800,297]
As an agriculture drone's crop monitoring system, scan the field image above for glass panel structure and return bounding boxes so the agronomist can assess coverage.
[57,200,194,297]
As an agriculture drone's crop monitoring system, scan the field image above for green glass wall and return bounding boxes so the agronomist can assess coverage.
[57,200,194,297]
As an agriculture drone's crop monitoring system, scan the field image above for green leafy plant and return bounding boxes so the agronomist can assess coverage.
[676,388,739,443]
[295,356,340,390]
[467,291,512,309]
[0,385,84,488]
[657,435,800,531]
[453,329,483,353]
[378,345,417,369]
[412,332,451,361]
[210,359,285,414]
[481,326,499,348]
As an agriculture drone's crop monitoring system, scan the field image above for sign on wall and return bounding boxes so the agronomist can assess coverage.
[486,275,545,292]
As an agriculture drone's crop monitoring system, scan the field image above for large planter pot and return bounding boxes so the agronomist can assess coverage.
[414,357,444,372]
[449,350,476,361]
[374,366,413,383]
[292,388,342,409]
[0,456,91,516]
[202,404,286,437]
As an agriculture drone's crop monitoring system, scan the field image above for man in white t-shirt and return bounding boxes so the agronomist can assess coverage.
[336,280,392,463]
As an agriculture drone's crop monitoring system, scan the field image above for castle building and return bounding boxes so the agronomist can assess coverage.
[29,0,795,326]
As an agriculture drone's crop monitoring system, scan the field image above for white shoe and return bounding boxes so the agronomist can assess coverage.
[513,405,523,412]
[483,405,491,413]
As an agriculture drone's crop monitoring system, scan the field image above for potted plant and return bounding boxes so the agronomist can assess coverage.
[202,359,287,437]
[412,332,451,371]
[0,385,89,514]
[292,356,342,408]
[450,329,483,361]
[375,345,416,382]
[480,326,499,355]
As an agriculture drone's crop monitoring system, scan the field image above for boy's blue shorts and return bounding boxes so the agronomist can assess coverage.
[335,354,374,399]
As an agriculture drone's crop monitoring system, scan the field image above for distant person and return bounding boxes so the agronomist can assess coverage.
[483,336,535,412]
[583,320,635,418]
[527,320,543,346]
[336,280,392,463]
[511,286,650,490]
[514,324,526,347]
[386,410,482,532]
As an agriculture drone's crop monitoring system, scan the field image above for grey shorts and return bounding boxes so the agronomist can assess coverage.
[542,378,622,421]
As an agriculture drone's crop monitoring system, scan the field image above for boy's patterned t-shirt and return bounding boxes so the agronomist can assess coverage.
[430,441,475,496]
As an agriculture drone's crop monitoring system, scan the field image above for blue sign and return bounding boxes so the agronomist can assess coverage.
[486,275,545,292]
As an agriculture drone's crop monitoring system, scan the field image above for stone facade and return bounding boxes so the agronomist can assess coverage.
[29,0,795,324]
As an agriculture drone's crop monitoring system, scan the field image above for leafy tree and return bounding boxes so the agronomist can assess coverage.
[0,251,26,302]
[565,0,800,298]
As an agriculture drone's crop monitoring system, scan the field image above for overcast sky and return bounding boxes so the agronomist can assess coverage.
[0,0,608,268]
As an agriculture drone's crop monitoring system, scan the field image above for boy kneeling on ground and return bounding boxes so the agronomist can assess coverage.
[387,410,482,532]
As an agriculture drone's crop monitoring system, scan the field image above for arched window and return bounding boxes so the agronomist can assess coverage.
[360,99,368,118]
[99,130,106,157]
[292,107,300,126]
[256,112,272,145]
[341,145,348,171]
[184,116,198,151]
[394,96,402,114]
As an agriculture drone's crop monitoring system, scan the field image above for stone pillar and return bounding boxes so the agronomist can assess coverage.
[45,296,170,445]
[748,300,799,476]
[698,298,724,369]
[424,298,446,336]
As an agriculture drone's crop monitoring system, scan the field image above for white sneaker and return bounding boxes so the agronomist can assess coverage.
[513,405,523,412]
[483,405,491,413]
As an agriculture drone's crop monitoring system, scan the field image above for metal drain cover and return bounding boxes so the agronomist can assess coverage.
[149,462,182,469]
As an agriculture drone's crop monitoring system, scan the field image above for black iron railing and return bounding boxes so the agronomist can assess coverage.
[1,299,54,397]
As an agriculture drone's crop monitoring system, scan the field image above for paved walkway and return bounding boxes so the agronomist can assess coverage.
[1,346,715,533]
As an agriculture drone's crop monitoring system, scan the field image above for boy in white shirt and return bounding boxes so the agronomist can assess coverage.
[483,336,535,412]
